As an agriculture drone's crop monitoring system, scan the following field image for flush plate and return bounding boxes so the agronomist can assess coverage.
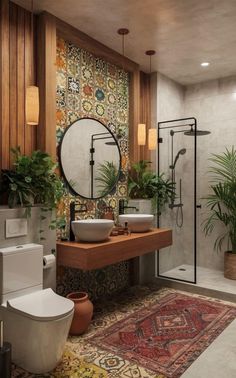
[5,218,28,238]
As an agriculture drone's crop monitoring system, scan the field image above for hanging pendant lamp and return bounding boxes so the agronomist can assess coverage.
[26,0,39,125]
[146,50,157,150]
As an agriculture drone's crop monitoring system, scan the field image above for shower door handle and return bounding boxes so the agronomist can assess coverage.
[196,204,202,209]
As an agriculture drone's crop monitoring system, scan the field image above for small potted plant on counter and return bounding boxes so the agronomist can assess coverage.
[128,160,174,215]
[203,147,236,279]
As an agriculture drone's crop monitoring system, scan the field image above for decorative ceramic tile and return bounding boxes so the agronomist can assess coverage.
[56,37,130,299]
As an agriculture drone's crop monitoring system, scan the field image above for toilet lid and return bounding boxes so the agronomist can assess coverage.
[7,288,74,321]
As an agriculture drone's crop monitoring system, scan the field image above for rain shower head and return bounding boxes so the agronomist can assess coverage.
[184,126,211,136]
[170,148,186,169]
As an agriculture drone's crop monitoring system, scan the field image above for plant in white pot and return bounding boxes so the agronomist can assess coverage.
[128,160,174,215]
[203,147,236,279]
[0,147,65,240]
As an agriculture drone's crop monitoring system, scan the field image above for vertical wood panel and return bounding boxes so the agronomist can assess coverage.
[129,69,141,164]
[9,2,17,164]
[17,6,25,153]
[1,1,37,170]
[0,0,10,169]
[24,8,34,155]
[140,72,151,162]
[37,12,56,160]
[129,71,151,164]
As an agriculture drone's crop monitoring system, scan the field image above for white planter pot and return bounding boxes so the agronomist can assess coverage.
[128,199,153,214]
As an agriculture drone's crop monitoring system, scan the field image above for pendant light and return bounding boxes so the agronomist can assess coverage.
[117,28,146,147]
[137,123,146,145]
[26,0,39,125]
[146,50,157,150]
[117,28,129,70]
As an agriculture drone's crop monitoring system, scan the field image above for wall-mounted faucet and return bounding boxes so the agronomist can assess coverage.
[70,202,87,241]
[118,199,138,215]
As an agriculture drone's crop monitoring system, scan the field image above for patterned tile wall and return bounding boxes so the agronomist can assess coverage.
[56,38,131,300]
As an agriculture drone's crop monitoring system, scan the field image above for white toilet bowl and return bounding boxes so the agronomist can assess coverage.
[0,288,74,374]
[0,243,75,373]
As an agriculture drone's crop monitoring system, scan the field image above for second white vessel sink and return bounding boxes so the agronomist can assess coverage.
[72,219,114,242]
[118,214,154,232]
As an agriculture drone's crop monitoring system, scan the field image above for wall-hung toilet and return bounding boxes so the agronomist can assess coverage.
[0,243,74,374]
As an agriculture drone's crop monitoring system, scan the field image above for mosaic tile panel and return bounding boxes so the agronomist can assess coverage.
[56,38,131,300]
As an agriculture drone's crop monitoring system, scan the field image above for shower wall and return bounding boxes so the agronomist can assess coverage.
[184,75,236,270]
[156,73,189,274]
[156,73,236,276]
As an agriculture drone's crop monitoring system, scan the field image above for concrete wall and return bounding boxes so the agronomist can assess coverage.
[0,206,56,289]
[156,73,236,276]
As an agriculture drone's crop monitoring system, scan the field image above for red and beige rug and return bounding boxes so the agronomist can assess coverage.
[89,291,236,377]
[12,286,236,378]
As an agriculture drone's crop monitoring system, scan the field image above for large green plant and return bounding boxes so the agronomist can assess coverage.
[128,160,174,213]
[0,147,64,216]
[95,161,118,197]
[203,147,236,252]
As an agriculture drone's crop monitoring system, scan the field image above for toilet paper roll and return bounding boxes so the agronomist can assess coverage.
[43,254,56,270]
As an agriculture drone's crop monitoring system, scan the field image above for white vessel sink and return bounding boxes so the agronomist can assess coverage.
[118,214,154,232]
[71,219,114,242]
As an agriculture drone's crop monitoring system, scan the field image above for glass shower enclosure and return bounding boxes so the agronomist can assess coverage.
[157,117,197,284]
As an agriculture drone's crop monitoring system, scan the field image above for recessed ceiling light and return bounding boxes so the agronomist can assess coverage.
[201,62,210,67]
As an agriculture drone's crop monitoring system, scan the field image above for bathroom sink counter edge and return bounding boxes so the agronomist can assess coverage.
[57,228,172,271]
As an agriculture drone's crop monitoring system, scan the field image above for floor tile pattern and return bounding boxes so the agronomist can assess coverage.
[12,286,236,378]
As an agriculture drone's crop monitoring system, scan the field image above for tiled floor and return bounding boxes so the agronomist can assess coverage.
[162,264,236,295]
[12,285,236,378]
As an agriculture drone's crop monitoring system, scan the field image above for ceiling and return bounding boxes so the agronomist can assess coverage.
[13,0,236,85]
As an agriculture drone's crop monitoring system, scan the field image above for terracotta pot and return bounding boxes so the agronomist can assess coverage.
[224,251,236,280]
[66,292,93,335]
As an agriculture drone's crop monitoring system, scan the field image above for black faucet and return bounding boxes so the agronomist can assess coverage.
[70,202,87,241]
[118,199,138,215]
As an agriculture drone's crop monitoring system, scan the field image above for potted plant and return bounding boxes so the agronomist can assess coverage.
[203,147,236,279]
[128,160,174,215]
[0,147,64,239]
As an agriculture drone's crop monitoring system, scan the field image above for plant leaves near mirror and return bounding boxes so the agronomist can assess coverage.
[128,160,174,214]
[203,147,236,253]
[59,117,121,199]
[0,147,64,227]
[95,161,118,197]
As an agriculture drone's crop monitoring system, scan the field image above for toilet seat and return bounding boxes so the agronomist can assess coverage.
[7,288,74,321]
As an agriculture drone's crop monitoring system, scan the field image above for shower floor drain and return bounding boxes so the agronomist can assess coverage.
[179,268,186,271]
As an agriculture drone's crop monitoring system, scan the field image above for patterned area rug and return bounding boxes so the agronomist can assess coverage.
[11,286,236,378]
[89,291,236,377]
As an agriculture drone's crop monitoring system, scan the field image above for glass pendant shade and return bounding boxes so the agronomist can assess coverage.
[26,86,39,125]
[138,123,146,145]
[148,128,157,150]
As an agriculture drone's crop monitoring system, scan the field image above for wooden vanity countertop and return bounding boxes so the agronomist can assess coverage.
[57,228,172,271]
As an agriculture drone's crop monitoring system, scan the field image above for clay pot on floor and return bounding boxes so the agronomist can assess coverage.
[66,292,93,335]
[224,251,236,280]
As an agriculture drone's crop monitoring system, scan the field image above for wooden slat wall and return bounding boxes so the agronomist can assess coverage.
[140,71,151,162]
[0,1,37,170]
[0,0,10,169]
[0,3,151,170]
[37,12,57,161]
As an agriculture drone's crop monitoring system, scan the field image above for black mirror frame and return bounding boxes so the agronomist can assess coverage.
[58,117,122,200]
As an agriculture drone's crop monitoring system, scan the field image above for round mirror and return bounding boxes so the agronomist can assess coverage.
[59,117,121,199]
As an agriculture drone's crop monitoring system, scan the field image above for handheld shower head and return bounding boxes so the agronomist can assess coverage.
[170,148,186,169]
[179,148,187,155]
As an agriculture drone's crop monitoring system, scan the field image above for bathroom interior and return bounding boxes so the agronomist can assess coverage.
[0,0,236,377]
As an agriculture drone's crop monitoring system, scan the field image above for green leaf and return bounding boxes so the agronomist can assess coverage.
[202,146,236,252]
